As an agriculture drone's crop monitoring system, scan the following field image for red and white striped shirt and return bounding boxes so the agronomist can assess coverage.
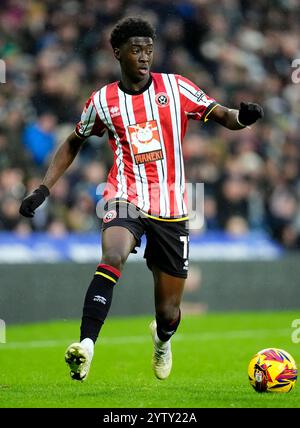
[75,73,217,218]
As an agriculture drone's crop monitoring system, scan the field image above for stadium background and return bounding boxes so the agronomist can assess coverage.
[1,0,300,322]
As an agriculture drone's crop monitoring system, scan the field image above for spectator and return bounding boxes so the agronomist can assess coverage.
[22,112,57,167]
[0,0,299,248]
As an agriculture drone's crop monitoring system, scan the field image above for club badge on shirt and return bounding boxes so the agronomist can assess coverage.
[155,92,170,108]
[103,210,117,223]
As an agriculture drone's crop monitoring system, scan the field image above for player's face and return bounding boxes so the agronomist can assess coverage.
[116,37,153,83]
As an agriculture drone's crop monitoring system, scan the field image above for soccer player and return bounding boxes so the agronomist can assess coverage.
[19,17,263,381]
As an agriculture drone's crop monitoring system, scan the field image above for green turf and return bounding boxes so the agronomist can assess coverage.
[0,311,299,408]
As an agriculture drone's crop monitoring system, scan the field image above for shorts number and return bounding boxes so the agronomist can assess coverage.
[180,236,189,259]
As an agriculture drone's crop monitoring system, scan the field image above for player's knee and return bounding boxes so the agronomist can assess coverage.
[156,305,180,325]
[101,250,126,271]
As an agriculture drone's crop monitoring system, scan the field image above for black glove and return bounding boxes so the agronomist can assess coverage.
[238,102,264,126]
[19,185,50,218]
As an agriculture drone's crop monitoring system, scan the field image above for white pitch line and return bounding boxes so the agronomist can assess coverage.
[0,328,290,350]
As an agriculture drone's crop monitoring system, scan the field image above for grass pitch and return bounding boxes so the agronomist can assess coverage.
[0,311,299,408]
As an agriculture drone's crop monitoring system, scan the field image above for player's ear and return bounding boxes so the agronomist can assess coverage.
[113,48,120,61]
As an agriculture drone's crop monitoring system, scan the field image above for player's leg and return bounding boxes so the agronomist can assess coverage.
[65,226,137,381]
[80,226,136,342]
[153,266,184,340]
[150,266,185,380]
[144,218,189,380]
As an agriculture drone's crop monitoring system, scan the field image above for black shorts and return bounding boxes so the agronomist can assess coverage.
[101,200,189,278]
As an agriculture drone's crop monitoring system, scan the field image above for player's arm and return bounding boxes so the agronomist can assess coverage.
[42,131,84,189]
[206,102,264,130]
[19,131,85,218]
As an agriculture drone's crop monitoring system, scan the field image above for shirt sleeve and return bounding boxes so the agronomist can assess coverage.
[177,75,218,122]
[75,92,106,139]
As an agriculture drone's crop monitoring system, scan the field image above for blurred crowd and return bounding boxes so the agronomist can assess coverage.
[0,0,300,248]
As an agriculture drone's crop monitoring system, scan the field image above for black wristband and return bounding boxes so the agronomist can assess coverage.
[237,115,247,128]
[37,184,50,198]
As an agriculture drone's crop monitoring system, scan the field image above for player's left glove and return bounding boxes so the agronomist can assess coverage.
[238,102,264,126]
[19,184,50,218]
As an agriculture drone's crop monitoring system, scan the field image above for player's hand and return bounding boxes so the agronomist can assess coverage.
[238,102,264,126]
[19,185,50,218]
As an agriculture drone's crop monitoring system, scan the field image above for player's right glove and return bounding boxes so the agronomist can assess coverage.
[19,184,50,218]
[238,102,264,126]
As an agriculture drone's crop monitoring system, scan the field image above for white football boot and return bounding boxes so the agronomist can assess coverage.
[65,341,93,381]
[149,320,172,380]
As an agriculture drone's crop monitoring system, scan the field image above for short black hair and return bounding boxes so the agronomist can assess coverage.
[110,17,156,49]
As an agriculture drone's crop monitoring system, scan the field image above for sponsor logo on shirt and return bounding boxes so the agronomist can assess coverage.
[194,90,210,105]
[128,120,164,165]
[78,122,85,134]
